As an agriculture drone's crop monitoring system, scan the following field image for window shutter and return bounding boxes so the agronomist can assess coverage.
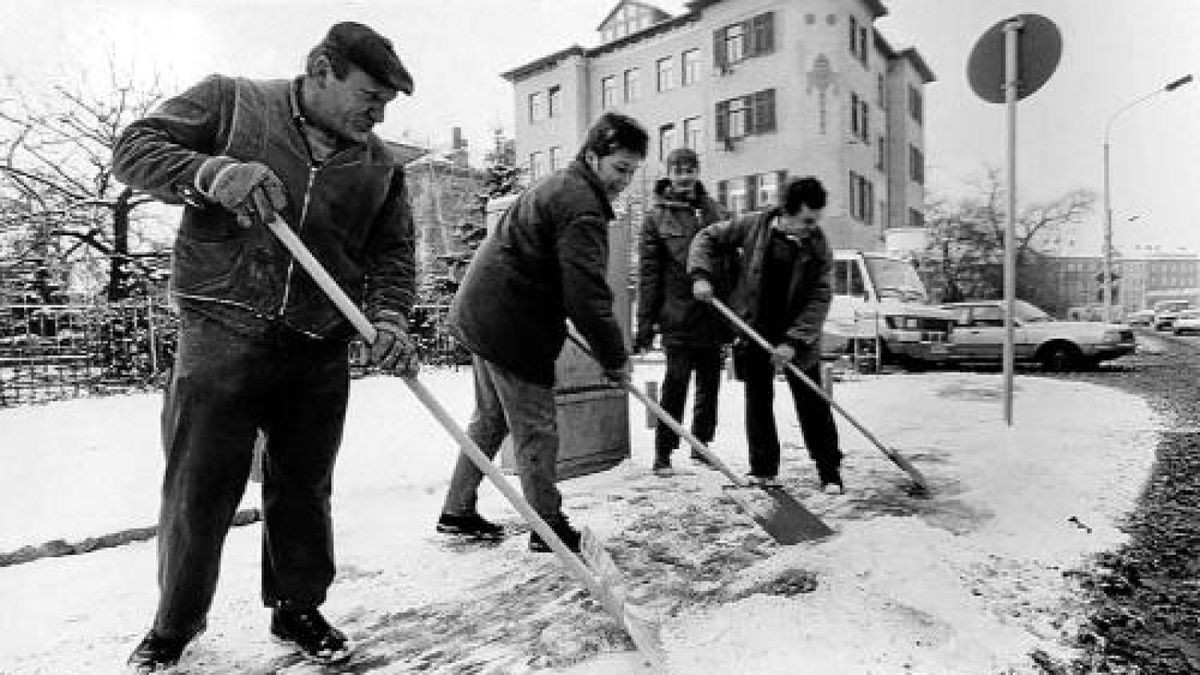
[761,89,776,132]
[849,172,858,220]
[776,169,789,194]
[717,180,729,208]
[716,100,730,141]
[746,174,759,211]
[714,28,727,69]
[755,13,774,55]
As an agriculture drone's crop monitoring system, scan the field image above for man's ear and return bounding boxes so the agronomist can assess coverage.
[311,55,333,85]
[584,150,600,172]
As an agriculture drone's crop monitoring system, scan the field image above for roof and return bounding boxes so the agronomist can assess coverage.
[595,0,673,31]
[501,45,588,82]
[899,47,936,83]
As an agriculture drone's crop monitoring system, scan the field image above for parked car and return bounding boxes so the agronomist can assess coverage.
[1171,309,1200,335]
[1126,309,1156,328]
[939,300,1137,371]
[1153,300,1190,331]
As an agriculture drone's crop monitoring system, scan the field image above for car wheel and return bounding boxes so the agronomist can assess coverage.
[1040,343,1082,372]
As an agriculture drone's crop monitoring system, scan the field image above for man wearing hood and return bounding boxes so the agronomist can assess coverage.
[635,148,730,474]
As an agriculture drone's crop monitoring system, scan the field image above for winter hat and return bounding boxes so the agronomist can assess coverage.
[665,147,699,170]
[320,21,414,95]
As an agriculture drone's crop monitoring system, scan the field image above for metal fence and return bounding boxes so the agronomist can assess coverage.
[0,302,467,408]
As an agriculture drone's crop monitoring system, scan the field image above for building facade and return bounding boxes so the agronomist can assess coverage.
[501,0,934,252]
[1046,248,1200,317]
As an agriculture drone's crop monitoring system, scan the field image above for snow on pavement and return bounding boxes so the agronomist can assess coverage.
[0,365,1162,674]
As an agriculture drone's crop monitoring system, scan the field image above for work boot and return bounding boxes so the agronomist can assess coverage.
[746,473,781,488]
[436,512,505,540]
[529,514,582,553]
[270,604,351,664]
[819,465,845,495]
[126,625,202,673]
[651,450,672,476]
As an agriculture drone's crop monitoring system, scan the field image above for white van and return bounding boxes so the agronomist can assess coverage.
[822,250,955,370]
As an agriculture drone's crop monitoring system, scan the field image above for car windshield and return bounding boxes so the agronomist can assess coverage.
[1179,310,1200,319]
[1014,300,1053,322]
[863,255,928,303]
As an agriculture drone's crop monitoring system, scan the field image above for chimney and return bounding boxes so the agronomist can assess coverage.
[449,126,469,167]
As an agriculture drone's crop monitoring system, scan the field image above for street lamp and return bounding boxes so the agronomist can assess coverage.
[1102,74,1193,322]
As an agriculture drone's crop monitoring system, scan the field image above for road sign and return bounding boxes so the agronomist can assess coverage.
[967,14,1061,104]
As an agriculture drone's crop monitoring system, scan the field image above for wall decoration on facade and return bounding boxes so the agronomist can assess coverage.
[806,54,836,134]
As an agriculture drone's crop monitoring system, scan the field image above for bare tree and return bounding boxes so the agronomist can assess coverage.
[923,167,1095,311]
[0,66,170,301]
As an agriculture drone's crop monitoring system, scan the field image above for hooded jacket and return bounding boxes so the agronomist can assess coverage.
[113,74,415,340]
[637,178,729,348]
[688,206,832,349]
[448,159,627,386]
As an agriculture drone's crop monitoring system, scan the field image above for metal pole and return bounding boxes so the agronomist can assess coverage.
[1101,74,1193,322]
[1002,17,1022,426]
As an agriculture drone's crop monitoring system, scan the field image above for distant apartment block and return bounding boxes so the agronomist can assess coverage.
[501,0,934,251]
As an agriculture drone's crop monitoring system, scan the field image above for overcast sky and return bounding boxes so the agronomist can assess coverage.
[2,0,1198,253]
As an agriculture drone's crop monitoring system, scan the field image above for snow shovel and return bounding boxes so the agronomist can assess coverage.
[265,218,665,666]
[565,332,834,544]
[707,297,930,493]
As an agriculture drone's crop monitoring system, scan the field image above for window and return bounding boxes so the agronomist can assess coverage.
[753,171,780,209]
[548,86,561,118]
[601,76,617,108]
[876,136,885,170]
[850,92,860,137]
[530,151,543,181]
[714,12,775,68]
[716,89,775,142]
[860,26,869,67]
[528,92,544,123]
[861,99,870,139]
[908,85,923,124]
[683,116,702,149]
[548,146,561,172]
[848,171,874,223]
[682,49,701,86]
[909,145,925,184]
[908,208,924,229]
[849,16,858,56]
[624,68,641,102]
[877,74,886,106]
[656,57,676,92]
[833,259,866,296]
[729,177,748,213]
[659,123,676,161]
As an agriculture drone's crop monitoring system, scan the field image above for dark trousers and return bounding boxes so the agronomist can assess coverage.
[655,344,724,456]
[740,348,841,479]
[153,313,349,639]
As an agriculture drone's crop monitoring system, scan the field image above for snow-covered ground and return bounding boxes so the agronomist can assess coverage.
[0,363,1162,674]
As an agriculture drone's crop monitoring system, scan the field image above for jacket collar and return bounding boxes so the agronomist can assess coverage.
[568,159,616,220]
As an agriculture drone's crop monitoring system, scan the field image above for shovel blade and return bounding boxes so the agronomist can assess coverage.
[739,486,835,544]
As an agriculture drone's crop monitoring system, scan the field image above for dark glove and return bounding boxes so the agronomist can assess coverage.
[633,326,656,353]
[370,321,420,377]
[195,156,287,229]
[791,341,821,372]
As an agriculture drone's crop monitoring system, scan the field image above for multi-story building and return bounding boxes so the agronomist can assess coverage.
[1045,247,1200,317]
[500,0,934,251]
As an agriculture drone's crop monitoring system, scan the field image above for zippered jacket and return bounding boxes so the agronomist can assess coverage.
[688,207,832,349]
[113,74,415,340]
[449,160,627,386]
[637,178,729,347]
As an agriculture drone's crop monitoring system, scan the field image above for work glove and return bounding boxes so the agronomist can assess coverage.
[770,344,796,372]
[195,156,288,229]
[692,278,714,303]
[370,321,420,377]
[633,325,656,353]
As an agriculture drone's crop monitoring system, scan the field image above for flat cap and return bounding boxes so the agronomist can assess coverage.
[321,21,413,95]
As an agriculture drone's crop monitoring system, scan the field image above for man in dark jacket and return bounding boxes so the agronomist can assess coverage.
[437,112,648,553]
[114,22,418,672]
[689,177,844,493]
[635,148,728,474]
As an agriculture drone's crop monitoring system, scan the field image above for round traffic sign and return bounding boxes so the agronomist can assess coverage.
[967,14,1062,104]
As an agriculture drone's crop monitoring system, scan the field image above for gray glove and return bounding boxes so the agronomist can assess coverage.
[371,321,420,377]
[195,156,287,228]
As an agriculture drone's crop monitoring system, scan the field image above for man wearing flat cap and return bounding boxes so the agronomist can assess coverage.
[114,21,416,671]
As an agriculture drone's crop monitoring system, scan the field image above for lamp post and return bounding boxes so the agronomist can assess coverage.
[1102,74,1193,322]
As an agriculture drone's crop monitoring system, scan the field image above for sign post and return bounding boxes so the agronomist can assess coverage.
[967,14,1061,425]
